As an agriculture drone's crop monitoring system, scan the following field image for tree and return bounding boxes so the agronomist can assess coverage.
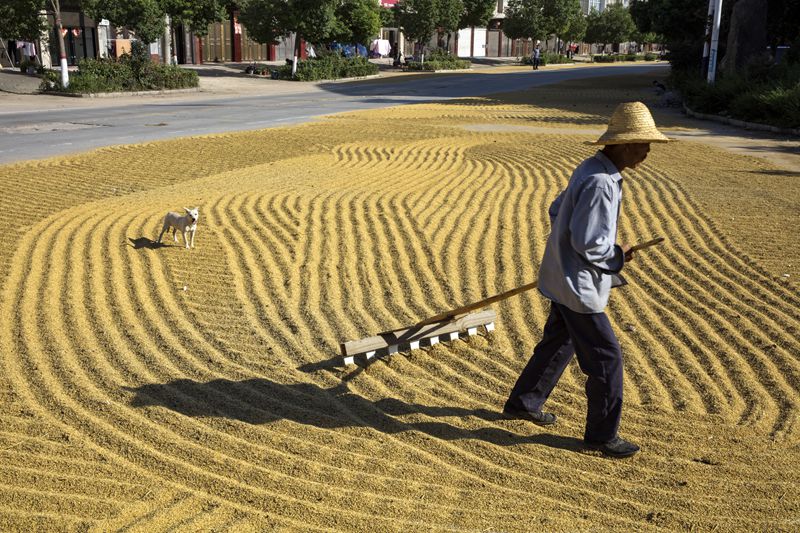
[437,0,463,50]
[0,0,49,42]
[395,0,438,62]
[561,5,586,46]
[164,0,229,37]
[0,1,70,85]
[329,0,381,46]
[629,0,721,70]
[85,0,167,44]
[767,0,800,50]
[459,0,495,29]
[542,0,582,53]
[503,0,546,43]
[239,0,337,76]
[585,4,634,53]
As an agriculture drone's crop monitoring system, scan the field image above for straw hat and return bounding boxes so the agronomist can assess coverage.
[592,101,670,145]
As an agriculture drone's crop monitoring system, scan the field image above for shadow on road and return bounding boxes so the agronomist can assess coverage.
[125,377,585,452]
[128,236,166,250]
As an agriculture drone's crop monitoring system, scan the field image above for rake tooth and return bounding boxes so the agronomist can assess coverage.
[388,345,399,355]
[448,332,459,341]
[343,355,355,366]
[467,327,477,336]
[365,350,376,360]
[485,322,495,332]
[410,340,420,350]
[429,336,440,346]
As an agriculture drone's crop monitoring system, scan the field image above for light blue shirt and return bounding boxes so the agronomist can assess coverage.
[538,151,625,314]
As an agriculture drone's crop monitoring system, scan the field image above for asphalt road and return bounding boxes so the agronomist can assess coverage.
[0,63,667,164]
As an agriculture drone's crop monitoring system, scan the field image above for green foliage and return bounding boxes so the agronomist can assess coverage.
[395,0,439,46]
[0,0,48,42]
[164,0,228,36]
[406,49,470,70]
[379,6,396,28]
[503,0,545,42]
[542,0,574,37]
[561,0,587,44]
[459,0,495,28]
[522,51,573,66]
[329,0,382,45]
[767,0,800,51]
[585,4,635,48]
[85,0,167,44]
[40,43,199,93]
[87,0,228,41]
[275,54,378,80]
[628,0,720,72]
[674,62,800,129]
[240,0,337,47]
[436,0,464,35]
[590,53,651,63]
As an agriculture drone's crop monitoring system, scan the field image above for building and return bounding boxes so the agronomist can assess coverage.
[580,0,629,14]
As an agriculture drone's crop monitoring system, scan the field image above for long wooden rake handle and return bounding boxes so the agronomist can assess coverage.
[628,236,665,253]
[415,237,665,327]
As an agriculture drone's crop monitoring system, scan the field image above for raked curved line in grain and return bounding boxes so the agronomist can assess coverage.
[1,76,798,531]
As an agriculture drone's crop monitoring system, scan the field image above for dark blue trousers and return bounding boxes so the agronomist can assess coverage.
[506,301,623,442]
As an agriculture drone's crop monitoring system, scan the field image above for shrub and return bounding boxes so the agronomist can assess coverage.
[624,53,637,61]
[276,54,379,81]
[593,55,617,63]
[672,63,800,129]
[522,52,573,66]
[644,53,658,61]
[406,49,470,71]
[40,42,198,94]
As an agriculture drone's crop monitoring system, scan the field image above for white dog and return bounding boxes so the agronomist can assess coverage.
[158,207,199,249]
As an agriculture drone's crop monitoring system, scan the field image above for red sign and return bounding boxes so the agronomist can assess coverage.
[380,0,397,5]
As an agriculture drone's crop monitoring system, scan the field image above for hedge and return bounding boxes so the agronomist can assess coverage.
[40,42,198,93]
[672,62,800,129]
[406,50,470,71]
[275,55,379,81]
[521,52,573,66]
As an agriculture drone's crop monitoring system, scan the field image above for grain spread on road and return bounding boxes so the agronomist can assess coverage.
[0,73,797,531]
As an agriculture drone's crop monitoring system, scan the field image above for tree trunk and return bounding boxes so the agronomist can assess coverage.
[721,0,768,75]
[51,0,69,88]
[292,33,301,77]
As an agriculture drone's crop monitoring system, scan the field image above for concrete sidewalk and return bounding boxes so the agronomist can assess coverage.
[0,69,42,94]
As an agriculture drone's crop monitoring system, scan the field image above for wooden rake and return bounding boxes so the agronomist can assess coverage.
[339,237,664,365]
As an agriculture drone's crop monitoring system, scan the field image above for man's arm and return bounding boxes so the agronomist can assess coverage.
[548,191,565,226]
[569,182,625,273]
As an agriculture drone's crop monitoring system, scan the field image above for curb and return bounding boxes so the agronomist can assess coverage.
[404,68,474,73]
[44,87,200,98]
[314,73,381,83]
[683,104,800,137]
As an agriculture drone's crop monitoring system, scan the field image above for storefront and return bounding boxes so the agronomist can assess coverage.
[48,10,98,65]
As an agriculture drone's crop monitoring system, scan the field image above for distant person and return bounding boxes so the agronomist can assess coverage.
[532,45,541,70]
[503,102,671,458]
[393,42,403,68]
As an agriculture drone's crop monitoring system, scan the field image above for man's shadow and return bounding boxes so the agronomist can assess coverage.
[125,378,584,452]
[128,237,166,250]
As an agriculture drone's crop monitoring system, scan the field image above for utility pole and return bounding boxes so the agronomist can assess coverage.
[706,0,723,83]
[50,0,69,88]
[701,0,714,78]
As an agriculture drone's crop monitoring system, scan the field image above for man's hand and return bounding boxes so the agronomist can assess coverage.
[622,243,634,262]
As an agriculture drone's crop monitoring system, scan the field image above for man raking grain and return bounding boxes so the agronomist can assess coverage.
[503,102,671,458]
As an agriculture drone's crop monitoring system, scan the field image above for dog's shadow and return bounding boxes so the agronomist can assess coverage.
[128,237,167,250]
